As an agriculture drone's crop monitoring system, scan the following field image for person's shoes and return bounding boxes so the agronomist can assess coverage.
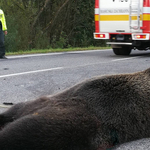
[0,56,7,59]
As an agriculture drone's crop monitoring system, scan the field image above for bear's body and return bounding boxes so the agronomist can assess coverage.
[1,68,150,150]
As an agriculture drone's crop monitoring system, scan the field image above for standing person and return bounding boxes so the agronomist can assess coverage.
[0,9,7,59]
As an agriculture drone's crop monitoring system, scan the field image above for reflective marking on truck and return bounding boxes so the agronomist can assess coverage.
[95,8,99,14]
[97,15,143,21]
[95,14,99,21]
[143,7,150,13]
[143,14,150,21]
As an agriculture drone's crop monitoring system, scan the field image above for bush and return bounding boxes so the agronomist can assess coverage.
[1,0,107,52]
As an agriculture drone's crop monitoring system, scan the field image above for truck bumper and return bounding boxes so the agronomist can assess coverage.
[107,42,132,45]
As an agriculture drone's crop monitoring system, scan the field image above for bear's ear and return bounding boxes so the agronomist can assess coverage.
[144,68,150,75]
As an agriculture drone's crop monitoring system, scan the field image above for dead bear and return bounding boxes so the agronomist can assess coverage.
[1,68,150,150]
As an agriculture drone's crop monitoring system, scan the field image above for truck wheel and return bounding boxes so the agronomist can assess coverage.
[113,47,131,55]
[113,48,120,55]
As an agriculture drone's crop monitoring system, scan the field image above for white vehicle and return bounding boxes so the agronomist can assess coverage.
[94,0,150,55]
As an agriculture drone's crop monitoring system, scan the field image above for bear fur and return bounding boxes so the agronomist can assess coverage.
[1,68,150,150]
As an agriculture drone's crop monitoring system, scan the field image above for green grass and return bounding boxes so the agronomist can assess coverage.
[6,46,111,56]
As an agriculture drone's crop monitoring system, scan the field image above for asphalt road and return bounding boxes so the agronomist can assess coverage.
[1,49,150,112]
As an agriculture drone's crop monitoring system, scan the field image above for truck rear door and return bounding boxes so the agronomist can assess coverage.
[99,0,143,33]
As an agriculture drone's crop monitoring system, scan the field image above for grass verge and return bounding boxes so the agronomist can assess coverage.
[6,46,111,56]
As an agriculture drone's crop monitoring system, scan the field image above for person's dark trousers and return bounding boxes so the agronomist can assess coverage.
[0,28,5,57]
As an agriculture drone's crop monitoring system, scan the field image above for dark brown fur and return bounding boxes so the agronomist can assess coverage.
[1,68,150,150]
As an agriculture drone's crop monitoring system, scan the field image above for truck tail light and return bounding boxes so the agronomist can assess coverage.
[94,33,109,39]
[95,34,106,38]
[135,35,146,39]
[132,34,149,40]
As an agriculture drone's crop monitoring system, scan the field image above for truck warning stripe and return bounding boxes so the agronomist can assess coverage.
[143,1,150,7]
[94,0,99,33]
[95,15,150,21]
[100,15,129,21]
[95,0,99,8]
[143,14,150,21]
[143,7,150,14]
[95,14,99,21]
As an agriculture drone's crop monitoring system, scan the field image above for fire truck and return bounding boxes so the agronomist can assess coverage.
[94,0,150,55]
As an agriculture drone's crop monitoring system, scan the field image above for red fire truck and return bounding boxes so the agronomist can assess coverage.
[94,0,150,55]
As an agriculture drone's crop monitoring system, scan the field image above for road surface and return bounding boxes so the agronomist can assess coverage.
[0,49,150,112]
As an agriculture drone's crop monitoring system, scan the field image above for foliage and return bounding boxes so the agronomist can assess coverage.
[0,0,106,52]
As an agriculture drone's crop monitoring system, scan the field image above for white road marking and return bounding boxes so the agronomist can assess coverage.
[0,105,12,108]
[68,49,111,53]
[0,56,142,78]
[112,56,141,62]
[7,52,63,59]
[0,50,144,79]
[0,67,63,78]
